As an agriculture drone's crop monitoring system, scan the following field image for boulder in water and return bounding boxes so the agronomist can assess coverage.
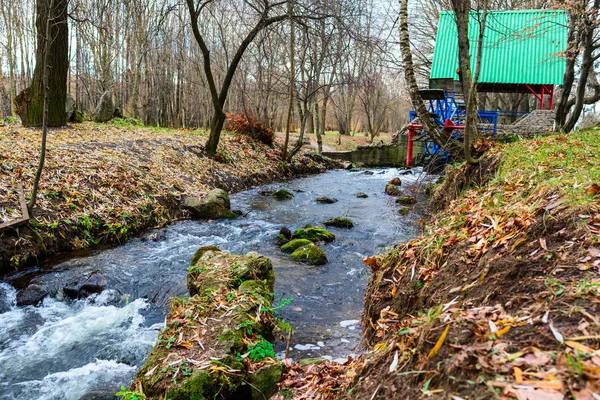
[316,197,337,204]
[292,226,335,242]
[16,284,49,306]
[63,273,108,299]
[281,239,312,253]
[272,189,294,200]
[94,91,116,123]
[388,177,402,186]
[356,192,369,198]
[291,243,327,265]
[385,183,402,196]
[137,248,279,399]
[324,217,354,228]
[183,189,236,219]
[279,227,292,240]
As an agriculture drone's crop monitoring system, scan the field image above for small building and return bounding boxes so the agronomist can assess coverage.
[430,9,568,111]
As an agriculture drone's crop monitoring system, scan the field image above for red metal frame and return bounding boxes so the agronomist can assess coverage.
[524,84,555,110]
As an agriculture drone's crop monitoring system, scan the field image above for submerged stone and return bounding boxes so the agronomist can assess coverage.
[324,217,354,228]
[272,189,294,200]
[316,196,338,204]
[398,208,410,216]
[395,196,418,205]
[291,243,327,265]
[16,284,49,306]
[292,226,335,242]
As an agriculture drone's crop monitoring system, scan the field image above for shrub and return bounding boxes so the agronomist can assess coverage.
[225,113,274,147]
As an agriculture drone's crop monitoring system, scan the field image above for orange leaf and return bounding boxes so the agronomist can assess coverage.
[428,325,450,358]
[514,366,523,383]
[587,184,600,196]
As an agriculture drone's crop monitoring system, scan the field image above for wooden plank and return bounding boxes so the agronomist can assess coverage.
[0,184,30,233]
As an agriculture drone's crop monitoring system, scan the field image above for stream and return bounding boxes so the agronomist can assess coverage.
[0,168,430,400]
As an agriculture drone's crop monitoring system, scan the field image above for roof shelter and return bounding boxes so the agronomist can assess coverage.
[429,9,568,110]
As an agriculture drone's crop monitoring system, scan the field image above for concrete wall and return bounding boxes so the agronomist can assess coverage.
[322,135,425,167]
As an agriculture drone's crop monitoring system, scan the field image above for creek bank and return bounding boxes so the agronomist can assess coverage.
[331,131,600,399]
[0,123,338,274]
[134,246,284,400]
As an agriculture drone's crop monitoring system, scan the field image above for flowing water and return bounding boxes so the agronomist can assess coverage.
[0,168,431,400]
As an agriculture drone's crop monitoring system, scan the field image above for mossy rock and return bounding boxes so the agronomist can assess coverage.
[398,208,410,216]
[388,177,402,186]
[356,192,369,198]
[281,239,312,253]
[276,234,290,245]
[291,243,327,265]
[238,279,273,301]
[292,227,335,242]
[395,196,418,206]
[190,245,222,266]
[218,329,246,354]
[248,362,284,400]
[237,252,275,292]
[183,189,233,219]
[323,217,354,229]
[316,197,337,204]
[272,189,294,200]
[385,183,402,196]
[298,357,328,366]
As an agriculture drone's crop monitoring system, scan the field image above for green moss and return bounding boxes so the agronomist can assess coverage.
[241,252,275,292]
[190,246,222,266]
[398,208,409,216]
[221,210,238,219]
[272,189,294,200]
[291,244,327,265]
[323,217,354,228]
[218,329,245,353]
[316,197,337,204]
[166,370,216,400]
[292,227,335,242]
[249,362,284,399]
[356,192,369,198]
[281,239,312,253]
[276,234,290,245]
[395,197,418,205]
[385,183,402,196]
[298,357,328,366]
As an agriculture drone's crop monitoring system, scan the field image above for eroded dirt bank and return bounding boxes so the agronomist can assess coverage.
[0,123,336,274]
[276,131,600,399]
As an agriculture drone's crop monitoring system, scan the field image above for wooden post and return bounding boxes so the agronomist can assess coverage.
[0,184,30,233]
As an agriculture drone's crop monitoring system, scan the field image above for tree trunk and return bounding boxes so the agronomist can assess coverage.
[283,0,294,160]
[28,0,55,214]
[15,0,68,127]
[399,0,463,159]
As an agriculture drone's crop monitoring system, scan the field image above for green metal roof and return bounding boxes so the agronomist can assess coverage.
[430,9,568,86]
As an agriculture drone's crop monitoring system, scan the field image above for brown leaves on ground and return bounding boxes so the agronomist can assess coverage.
[336,137,600,399]
[275,360,354,400]
[0,123,332,270]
